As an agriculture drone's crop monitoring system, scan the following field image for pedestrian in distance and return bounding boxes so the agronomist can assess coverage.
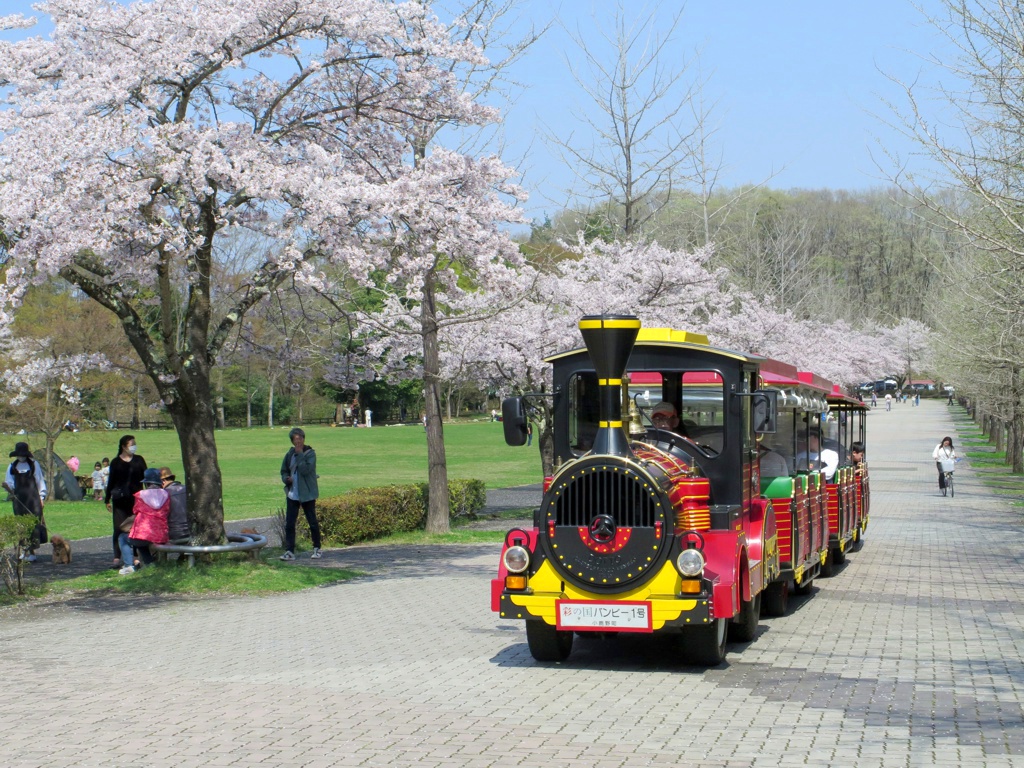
[91,461,105,501]
[526,421,533,447]
[870,391,877,408]
[885,393,892,411]
[932,436,957,491]
[279,427,323,561]
[3,441,47,562]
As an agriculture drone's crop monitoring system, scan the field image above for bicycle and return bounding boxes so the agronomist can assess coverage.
[939,457,957,497]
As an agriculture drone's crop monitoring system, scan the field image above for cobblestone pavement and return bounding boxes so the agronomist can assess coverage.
[1,400,1023,767]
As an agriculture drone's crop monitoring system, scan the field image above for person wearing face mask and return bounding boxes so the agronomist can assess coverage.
[104,434,147,569]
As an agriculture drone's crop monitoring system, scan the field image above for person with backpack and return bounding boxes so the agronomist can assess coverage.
[3,441,47,562]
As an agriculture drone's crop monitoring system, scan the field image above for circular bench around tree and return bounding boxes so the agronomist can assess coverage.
[152,532,268,568]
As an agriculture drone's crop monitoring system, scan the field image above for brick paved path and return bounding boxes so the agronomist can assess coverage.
[1,400,1023,767]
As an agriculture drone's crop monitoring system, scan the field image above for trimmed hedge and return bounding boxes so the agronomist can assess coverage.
[310,479,486,547]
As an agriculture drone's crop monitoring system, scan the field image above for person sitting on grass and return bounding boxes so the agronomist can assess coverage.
[121,468,170,574]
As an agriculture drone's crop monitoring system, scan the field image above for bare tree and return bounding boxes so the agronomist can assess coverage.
[549,3,712,241]
[887,0,1024,470]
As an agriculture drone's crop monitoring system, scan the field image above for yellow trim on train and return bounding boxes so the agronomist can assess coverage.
[598,378,623,386]
[636,327,710,345]
[579,318,642,330]
[599,420,623,428]
[545,326,754,363]
[505,559,698,630]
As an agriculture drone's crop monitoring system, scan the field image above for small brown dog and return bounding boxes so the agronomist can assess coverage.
[50,535,72,564]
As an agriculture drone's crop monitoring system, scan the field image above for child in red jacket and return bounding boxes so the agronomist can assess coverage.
[125,467,169,571]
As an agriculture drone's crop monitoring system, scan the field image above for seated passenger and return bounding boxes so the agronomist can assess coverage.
[650,402,687,436]
[850,441,865,469]
[796,433,839,481]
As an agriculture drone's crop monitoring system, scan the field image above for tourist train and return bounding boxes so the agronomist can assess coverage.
[492,315,870,665]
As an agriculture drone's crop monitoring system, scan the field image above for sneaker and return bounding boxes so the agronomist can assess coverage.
[279,551,295,561]
[310,548,322,559]
[118,565,135,575]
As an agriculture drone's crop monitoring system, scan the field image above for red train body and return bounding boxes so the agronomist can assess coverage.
[493,315,870,665]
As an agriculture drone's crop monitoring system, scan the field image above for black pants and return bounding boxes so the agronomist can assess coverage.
[284,498,322,552]
[936,462,946,488]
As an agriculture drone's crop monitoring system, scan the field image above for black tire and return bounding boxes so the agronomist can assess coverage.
[793,576,814,596]
[525,620,573,661]
[832,545,846,565]
[682,617,728,666]
[852,527,865,552]
[820,549,836,578]
[761,580,790,616]
[728,593,760,643]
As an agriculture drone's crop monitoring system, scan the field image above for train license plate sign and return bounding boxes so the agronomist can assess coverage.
[556,600,653,632]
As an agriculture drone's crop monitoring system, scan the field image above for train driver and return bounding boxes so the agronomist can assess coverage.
[650,401,688,437]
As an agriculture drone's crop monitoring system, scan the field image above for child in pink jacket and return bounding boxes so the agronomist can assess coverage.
[126,467,169,570]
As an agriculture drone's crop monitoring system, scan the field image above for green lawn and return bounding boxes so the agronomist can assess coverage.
[17,421,541,540]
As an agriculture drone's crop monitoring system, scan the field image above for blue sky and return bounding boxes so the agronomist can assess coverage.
[500,0,952,220]
[2,1,952,223]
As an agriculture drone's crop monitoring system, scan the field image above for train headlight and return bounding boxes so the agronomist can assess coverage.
[503,545,530,573]
[676,548,705,577]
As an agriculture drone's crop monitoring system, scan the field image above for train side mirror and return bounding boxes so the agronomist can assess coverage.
[752,390,778,434]
[501,397,528,446]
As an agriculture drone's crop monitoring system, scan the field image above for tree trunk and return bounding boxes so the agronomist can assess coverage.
[421,272,450,534]
[268,378,275,429]
[43,432,57,502]
[131,377,141,429]
[167,380,225,546]
[215,367,226,430]
[538,405,555,478]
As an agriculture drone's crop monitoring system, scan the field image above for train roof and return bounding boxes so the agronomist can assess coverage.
[544,326,762,365]
[827,384,866,408]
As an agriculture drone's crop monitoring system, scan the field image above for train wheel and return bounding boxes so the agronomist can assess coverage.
[852,527,865,552]
[833,545,847,565]
[728,593,760,643]
[761,580,789,616]
[793,577,814,596]
[525,620,573,662]
[820,550,835,578]
[682,618,728,666]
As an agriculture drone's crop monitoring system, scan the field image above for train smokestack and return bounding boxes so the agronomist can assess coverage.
[578,314,641,456]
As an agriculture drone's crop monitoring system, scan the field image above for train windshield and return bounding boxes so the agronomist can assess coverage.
[568,370,726,457]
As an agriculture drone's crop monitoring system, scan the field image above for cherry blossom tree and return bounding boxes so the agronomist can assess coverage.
[462,237,920,476]
[0,1,515,543]
[0,336,107,493]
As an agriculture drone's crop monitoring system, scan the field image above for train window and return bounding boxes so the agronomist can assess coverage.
[678,370,725,454]
[568,370,724,458]
[764,410,797,475]
[822,414,847,464]
[568,372,600,454]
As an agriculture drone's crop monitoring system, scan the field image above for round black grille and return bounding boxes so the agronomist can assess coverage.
[540,456,672,592]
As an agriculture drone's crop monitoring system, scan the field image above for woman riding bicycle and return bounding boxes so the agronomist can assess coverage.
[932,436,957,491]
